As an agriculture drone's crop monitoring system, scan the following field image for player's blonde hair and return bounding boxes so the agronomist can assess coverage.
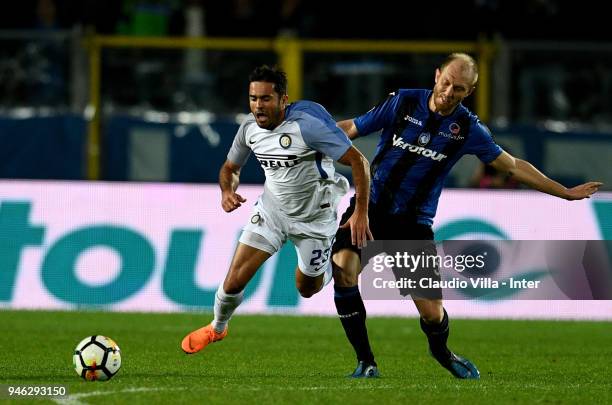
[440,53,479,86]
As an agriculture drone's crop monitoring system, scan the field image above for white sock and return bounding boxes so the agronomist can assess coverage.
[212,284,243,334]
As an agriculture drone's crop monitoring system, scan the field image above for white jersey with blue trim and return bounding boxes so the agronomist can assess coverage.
[227,100,352,220]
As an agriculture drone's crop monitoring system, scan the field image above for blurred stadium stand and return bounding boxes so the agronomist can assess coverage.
[0,0,610,189]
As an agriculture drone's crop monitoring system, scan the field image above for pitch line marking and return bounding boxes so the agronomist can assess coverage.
[52,387,187,405]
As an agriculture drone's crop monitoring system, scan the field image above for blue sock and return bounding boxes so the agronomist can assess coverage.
[420,308,451,363]
[334,285,376,365]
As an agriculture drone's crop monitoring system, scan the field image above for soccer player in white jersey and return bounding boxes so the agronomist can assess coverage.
[181,65,373,354]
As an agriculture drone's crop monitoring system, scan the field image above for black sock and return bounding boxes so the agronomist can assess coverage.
[334,285,376,365]
[420,308,451,363]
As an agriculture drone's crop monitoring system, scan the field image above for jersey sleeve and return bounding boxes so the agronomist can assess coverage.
[294,103,352,161]
[354,92,399,136]
[465,121,503,164]
[226,116,252,167]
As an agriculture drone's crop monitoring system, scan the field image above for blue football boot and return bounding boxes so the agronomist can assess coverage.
[348,361,380,378]
[438,352,480,379]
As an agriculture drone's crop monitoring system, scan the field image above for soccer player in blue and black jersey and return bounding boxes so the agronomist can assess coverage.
[331,53,602,378]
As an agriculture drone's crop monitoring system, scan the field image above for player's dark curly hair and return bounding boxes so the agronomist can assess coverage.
[249,65,288,96]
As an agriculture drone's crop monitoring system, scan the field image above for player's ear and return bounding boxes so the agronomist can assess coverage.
[434,68,441,84]
[466,86,475,97]
[280,93,289,108]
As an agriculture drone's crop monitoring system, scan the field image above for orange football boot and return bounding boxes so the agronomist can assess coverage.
[181,324,228,354]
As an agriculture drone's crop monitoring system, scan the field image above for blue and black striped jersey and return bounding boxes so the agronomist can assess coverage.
[355,89,502,225]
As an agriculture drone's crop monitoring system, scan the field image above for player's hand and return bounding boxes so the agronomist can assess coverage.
[221,191,246,212]
[565,182,603,200]
[339,210,374,249]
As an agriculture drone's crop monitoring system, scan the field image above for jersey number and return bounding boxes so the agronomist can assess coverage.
[310,248,330,266]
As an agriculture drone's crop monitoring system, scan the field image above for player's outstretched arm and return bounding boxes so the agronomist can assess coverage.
[219,159,247,212]
[337,119,360,140]
[337,146,374,248]
[489,151,603,200]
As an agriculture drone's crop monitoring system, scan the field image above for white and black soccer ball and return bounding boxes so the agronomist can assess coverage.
[73,335,121,381]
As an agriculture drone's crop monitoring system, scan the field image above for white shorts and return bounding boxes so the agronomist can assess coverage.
[239,196,338,278]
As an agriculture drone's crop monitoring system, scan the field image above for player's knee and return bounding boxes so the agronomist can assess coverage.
[332,258,359,287]
[298,287,315,298]
[421,312,442,324]
[419,306,444,324]
[296,279,319,298]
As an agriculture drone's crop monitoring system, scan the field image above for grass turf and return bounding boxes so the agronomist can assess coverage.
[0,310,610,404]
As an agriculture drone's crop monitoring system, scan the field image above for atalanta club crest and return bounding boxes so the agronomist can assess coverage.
[417,132,431,146]
[449,122,461,135]
[279,134,292,149]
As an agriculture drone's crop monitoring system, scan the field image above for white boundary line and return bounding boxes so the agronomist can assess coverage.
[52,387,187,405]
[52,384,398,404]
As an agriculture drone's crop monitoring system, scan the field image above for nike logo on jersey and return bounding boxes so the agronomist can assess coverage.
[392,134,447,161]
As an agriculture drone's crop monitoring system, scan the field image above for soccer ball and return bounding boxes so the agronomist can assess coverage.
[73,335,121,381]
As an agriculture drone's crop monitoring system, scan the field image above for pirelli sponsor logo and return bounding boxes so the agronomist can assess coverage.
[392,134,447,161]
[255,153,301,168]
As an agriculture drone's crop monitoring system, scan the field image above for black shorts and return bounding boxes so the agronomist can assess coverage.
[332,196,434,256]
[332,196,441,299]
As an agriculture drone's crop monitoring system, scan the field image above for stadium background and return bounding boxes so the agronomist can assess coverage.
[1,2,611,403]
[1,2,612,320]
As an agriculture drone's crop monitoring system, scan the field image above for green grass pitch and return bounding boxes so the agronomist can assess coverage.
[0,310,610,404]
